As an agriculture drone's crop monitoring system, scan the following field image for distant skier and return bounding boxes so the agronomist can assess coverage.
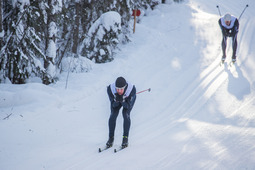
[219,13,239,64]
[106,77,136,148]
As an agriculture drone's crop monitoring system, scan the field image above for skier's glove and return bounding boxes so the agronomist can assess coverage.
[112,101,120,108]
[230,27,238,36]
[122,102,130,109]
[115,94,124,102]
[223,29,230,37]
[224,32,228,36]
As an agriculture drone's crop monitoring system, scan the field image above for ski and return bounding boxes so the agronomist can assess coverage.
[228,61,235,67]
[220,60,236,67]
[114,146,128,153]
[219,59,225,67]
[98,145,112,153]
[219,61,223,66]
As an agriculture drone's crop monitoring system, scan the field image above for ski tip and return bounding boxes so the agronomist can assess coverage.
[98,148,102,153]
[228,61,236,67]
[219,60,225,67]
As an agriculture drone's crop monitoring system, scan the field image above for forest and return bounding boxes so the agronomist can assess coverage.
[0,0,183,84]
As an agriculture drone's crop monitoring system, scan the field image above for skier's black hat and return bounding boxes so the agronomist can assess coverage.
[115,77,127,88]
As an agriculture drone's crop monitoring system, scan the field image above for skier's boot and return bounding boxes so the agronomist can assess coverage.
[232,57,236,64]
[121,136,128,148]
[221,56,226,64]
[106,137,114,148]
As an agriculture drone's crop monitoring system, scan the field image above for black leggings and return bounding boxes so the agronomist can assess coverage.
[221,33,238,59]
[108,106,131,138]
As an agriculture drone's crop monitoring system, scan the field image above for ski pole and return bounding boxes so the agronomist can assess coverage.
[216,5,222,16]
[136,88,151,94]
[239,4,249,20]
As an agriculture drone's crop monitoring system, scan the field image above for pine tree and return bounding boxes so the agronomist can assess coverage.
[0,0,3,39]
[0,0,156,84]
[0,1,49,84]
[43,0,62,85]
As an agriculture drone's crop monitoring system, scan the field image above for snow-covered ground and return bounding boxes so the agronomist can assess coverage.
[1,0,255,169]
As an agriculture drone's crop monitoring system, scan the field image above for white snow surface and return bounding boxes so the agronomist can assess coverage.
[87,11,121,38]
[1,0,255,169]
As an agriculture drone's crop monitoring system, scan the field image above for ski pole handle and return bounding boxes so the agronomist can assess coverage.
[239,4,249,20]
[136,88,151,94]
[216,5,222,16]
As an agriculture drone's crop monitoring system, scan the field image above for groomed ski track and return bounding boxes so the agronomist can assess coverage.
[1,0,255,170]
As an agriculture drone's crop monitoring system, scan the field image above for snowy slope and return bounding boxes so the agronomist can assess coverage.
[1,0,255,169]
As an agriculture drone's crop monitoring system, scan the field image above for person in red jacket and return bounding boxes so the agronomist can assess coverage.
[219,13,239,63]
[106,77,136,148]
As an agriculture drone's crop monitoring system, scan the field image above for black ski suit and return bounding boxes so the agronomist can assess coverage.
[107,82,136,138]
[218,15,239,59]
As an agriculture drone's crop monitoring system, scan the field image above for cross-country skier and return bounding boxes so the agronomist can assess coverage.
[219,13,239,64]
[106,77,136,148]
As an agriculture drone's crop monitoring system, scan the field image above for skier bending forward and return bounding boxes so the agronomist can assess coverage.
[106,77,136,148]
[218,13,239,63]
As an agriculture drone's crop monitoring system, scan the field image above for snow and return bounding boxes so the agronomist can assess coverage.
[0,30,4,38]
[51,0,62,14]
[61,55,92,73]
[12,0,30,10]
[1,0,255,169]
[87,11,121,39]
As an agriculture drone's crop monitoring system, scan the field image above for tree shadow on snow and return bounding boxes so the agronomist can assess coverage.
[224,65,250,100]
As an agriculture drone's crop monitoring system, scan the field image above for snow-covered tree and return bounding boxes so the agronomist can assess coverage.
[0,0,3,39]
[80,11,121,63]
[72,1,81,54]
[0,0,156,84]
[0,0,46,83]
[43,0,62,84]
[79,0,153,63]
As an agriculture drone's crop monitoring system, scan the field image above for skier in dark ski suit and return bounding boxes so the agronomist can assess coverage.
[106,77,136,148]
[219,13,239,63]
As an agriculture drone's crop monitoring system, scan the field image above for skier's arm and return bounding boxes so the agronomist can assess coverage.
[107,85,114,102]
[218,19,229,36]
[107,85,119,107]
[230,19,239,36]
[122,86,136,109]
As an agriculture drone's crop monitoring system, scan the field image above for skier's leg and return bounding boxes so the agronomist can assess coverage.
[122,96,136,137]
[221,36,227,58]
[232,33,238,60]
[122,109,131,137]
[108,106,121,138]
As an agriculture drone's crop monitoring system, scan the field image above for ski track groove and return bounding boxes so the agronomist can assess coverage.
[2,1,255,170]
[68,1,255,169]
[144,55,243,169]
[62,1,255,169]
[168,57,227,120]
